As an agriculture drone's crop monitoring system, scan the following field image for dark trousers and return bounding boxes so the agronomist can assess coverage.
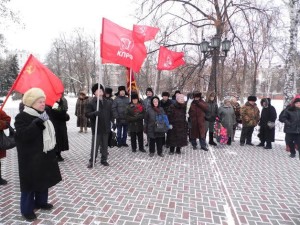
[191,138,206,148]
[130,131,144,150]
[89,133,109,163]
[170,146,181,153]
[240,126,254,144]
[285,133,300,155]
[20,190,48,215]
[117,124,128,145]
[149,137,164,154]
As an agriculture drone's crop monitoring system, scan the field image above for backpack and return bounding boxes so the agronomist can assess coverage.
[154,114,169,133]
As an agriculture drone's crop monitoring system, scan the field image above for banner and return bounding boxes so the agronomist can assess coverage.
[133,25,159,42]
[3,54,64,107]
[157,46,185,70]
[101,18,147,72]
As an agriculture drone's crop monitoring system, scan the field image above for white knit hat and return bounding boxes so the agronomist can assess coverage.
[22,88,46,107]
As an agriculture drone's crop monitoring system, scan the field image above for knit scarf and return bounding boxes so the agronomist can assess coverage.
[24,106,56,153]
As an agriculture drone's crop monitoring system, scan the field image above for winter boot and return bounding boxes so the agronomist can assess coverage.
[208,132,217,146]
[264,142,272,149]
[227,137,232,145]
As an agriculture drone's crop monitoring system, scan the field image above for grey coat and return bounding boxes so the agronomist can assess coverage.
[218,105,236,138]
[112,96,130,125]
[144,107,166,138]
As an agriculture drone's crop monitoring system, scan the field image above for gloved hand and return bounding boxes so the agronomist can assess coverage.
[92,111,102,116]
[32,118,46,130]
[169,124,173,129]
[39,111,49,121]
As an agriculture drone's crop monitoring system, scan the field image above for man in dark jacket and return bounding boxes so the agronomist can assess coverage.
[86,83,113,168]
[112,86,130,147]
[257,98,277,149]
[279,97,300,158]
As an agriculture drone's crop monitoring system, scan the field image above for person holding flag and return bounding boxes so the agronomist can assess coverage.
[14,88,62,221]
[86,84,113,168]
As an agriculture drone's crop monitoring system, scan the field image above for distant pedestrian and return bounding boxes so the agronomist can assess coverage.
[279,97,300,158]
[125,93,146,153]
[144,96,167,157]
[230,96,242,141]
[218,98,236,145]
[188,92,209,151]
[257,98,277,149]
[112,86,130,147]
[75,91,89,133]
[240,96,260,146]
[0,109,11,185]
[205,92,218,146]
[86,84,113,168]
[167,94,188,154]
[14,88,62,221]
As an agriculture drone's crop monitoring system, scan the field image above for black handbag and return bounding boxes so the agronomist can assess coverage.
[0,124,16,150]
[154,120,168,133]
[108,131,117,148]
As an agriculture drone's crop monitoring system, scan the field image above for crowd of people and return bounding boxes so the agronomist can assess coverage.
[0,85,300,222]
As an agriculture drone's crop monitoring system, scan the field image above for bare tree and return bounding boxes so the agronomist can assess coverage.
[135,0,272,98]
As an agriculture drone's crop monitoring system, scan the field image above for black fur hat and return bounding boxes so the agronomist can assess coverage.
[115,86,129,96]
[131,92,139,100]
[162,91,170,97]
[248,95,257,102]
[193,92,202,98]
[105,87,113,96]
[92,83,104,95]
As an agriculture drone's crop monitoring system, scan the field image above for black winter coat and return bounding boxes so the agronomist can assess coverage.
[167,102,188,147]
[46,106,70,152]
[14,112,62,192]
[86,97,113,135]
[160,99,173,114]
[279,106,300,134]
[125,102,145,133]
[258,102,277,142]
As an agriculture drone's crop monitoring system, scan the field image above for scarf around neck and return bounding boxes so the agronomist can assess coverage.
[23,106,56,153]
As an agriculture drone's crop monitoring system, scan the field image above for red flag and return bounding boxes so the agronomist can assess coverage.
[133,25,159,42]
[101,18,147,72]
[157,46,185,70]
[12,54,64,106]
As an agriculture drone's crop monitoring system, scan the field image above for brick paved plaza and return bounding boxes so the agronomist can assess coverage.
[1,101,300,225]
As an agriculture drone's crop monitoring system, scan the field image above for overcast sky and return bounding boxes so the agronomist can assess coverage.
[3,0,137,59]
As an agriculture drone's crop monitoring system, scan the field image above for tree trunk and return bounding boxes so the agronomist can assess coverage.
[284,0,299,107]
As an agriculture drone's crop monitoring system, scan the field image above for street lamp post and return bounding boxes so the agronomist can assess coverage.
[200,36,231,97]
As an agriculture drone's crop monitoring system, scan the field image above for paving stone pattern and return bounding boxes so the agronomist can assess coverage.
[1,105,300,225]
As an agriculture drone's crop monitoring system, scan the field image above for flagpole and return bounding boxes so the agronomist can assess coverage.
[130,68,133,101]
[0,54,33,110]
[92,33,103,169]
[154,71,158,96]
